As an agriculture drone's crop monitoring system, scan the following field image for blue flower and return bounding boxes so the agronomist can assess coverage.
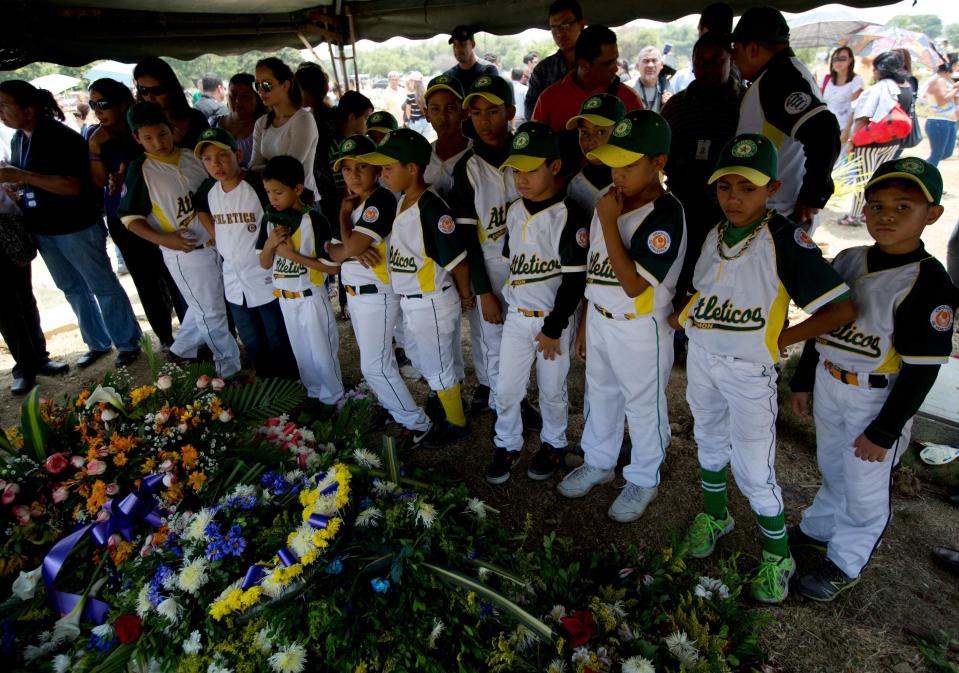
[204,522,221,539]
[227,536,246,557]
[467,548,478,561]
[370,578,390,593]
[89,633,117,651]
[325,558,344,575]
[479,601,493,617]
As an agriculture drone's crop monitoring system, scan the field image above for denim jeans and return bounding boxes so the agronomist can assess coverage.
[925,118,957,167]
[34,222,142,353]
[228,297,297,378]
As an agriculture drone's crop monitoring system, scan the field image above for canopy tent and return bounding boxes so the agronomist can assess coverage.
[2,0,899,71]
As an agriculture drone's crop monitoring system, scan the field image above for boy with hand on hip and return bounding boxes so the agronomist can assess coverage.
[119,102,241,377]
[486,122,589,485]
[676,133,857,604]
[790,158,958,601]
[257,155,344,407]
[556,111,686,525]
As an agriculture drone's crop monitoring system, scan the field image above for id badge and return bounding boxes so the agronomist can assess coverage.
[19,188,38,209]
[695,139,711,161]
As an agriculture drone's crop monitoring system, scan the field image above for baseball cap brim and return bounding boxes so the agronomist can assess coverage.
[426,83,463,100]
[193,140,234,158]
[359,151,400,166]
[864,172,936,203]
[366,125,395,134]
[708,166,771,186]
[587,144,644,168]
[500,155,546,172]
[463,91,505,108]
[332,155,368,171]
[565,113,617,130]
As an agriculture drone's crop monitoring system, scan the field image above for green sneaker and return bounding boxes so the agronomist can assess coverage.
[685,511,735,559]
[750,551,797,604]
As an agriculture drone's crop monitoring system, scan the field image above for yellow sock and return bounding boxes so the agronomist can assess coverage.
[436,384,466,427]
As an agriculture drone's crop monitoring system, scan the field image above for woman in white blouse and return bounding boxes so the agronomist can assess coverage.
[821,46,863,146]
[249,57,319,195]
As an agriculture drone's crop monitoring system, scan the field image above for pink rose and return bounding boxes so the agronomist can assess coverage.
[218,410,233,423]
[52,486,69,503]
[159,459,174,472]
[2,483,20,505]
[96,445,110,457]
[12,505,30,525]
[196,375,211,389]
[71,456,86,468]
[44,453,69,475]
[211,377,225,391]
[162,473,177,488]
[156,375,173,390]
[96,509,111,523]
[101,408,118,422]
[154,410,170,425]
[176,423,188,434]
[105,483,119,496]
[86,460,107,476]
[106,533,121,550]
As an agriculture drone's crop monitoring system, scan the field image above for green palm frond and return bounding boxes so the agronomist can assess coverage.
[20,385,49,462]
[219,377,307,423]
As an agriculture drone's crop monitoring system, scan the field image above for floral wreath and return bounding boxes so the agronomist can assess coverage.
[209,463,351,620]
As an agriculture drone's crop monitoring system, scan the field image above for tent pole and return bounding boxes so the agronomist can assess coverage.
[327,40,342,93]
[346,7,360,91]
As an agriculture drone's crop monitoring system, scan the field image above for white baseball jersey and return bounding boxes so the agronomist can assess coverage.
[681,212,848,364]
[195,175,274,307]
[256,206,338,292]
[585,192,687,319]
[388,189,466,296]
[425,141,471,202]
[118,148,209,244]
[501,194,589,312]
[736,51,830,216]
[567,164,612,214]
[815,245,956,373]
[450,140,519,262]
[336,187,396,289]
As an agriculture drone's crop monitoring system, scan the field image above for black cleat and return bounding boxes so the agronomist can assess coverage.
[468,384,492,414]
[398,423,434,450]
[787,525,828,552]
[796,558,859,602]
[424,391,445,425]
[527,443,564,481]
[486,447,521,485]
[423,421,470,449]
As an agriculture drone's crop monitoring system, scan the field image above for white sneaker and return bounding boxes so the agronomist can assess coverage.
[557,463,614,498]
[608,484,658,523]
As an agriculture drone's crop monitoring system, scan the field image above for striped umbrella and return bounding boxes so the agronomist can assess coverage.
[840,25,946,70]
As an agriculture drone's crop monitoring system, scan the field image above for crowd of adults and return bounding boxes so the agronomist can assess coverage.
[1,0,957,397]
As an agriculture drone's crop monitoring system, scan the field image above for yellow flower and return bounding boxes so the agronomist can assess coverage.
[240,586,263,608]
[113,452,128,467]
[300,550,318,566]
[129,385,157,406]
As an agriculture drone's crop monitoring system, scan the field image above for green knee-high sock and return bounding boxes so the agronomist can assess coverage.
[700,467,728,520]
[756,512,790,558]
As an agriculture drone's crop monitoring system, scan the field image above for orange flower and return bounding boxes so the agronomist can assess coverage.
[87,480,108,514]
[129,385,156,406]
[111,540,134,566]
[76,389,90,407]
[163,483,184,503]
[152,526,170,547]
[181,445,199,468]
[110,433,138,453]
[113,452,128,467]
[188,472,207,491]
[141,458,157,474]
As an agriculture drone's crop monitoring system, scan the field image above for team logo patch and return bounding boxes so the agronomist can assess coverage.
[784,91,812,115]
[436,75,453,85]
[437,215,456,234]
[647,230,671,254]
[576,227,589,248]
[793,228,818,249]
[247,223,257,233]
[513,132,530,149]
[930,305,954,332]
[613,118,632,137]
[584,96,602,110]
[362,206,379,223]
[731,139,758,158]
[200,128,218,140]
[341,138,356,152]
[896,158,924,175]
[475,76,493,87]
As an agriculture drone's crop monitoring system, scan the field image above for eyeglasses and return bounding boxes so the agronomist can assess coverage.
[549,20,577,33]
[833,55,850,62]
[136,84,168,97]
[253,80,276,93]
[89,100,115,111]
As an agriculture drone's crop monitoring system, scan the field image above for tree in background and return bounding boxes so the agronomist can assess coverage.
[889,14,944,40]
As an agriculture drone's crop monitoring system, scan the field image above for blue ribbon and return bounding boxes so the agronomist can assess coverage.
[41,474,166,623]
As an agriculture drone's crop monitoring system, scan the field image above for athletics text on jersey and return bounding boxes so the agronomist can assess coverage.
[450,140,519,260]
[256,206,338,291]
[389,189,466,295]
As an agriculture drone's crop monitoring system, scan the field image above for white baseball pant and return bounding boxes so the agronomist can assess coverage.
[493,312,572,452]
[580,308,673,488]
[162,247,241,377]
[686,340,783,517]
[467,257,509,406]
[800,364,910,578]
[398,305,464,381]
[399,289,461,391]
[279,291,343,404]
[347,292,430,432]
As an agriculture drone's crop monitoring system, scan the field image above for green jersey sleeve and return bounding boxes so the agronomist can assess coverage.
[420,190,467,271]
[759,55,829,137]
[308,210,339,266]
[117,155,151,224]
[193,177,216,215]
[352,187,397,243]
[449,151,478,224]
[893,258,958,364]
[628,193,685,284]
[559,198,590,271]
[770,215,849,313]
[254,213,269,251]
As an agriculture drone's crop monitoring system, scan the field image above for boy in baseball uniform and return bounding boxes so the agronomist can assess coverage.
[565,93,625,213]
[423,75,470,201]
[790,158,958,601]
[326,135,435,447]
[556,111,686,524]
[366,110,399,144]
[450,75,541,429]
[257,155,344,407]
[676,133,856,604]
[193,127,296,379]
[362,129,474,448]
[119,102,242,377]
[486,122,589,485]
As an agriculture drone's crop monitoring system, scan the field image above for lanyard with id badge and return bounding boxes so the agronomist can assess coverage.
[14,132,38,210]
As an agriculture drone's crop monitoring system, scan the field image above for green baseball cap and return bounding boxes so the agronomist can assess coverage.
[865,157,943,205]
[127,101,168,133]
[332,134,379,171]
[425,74,465,101]
[193,126,238,158]
[500,122,561,172]
[565,93,626,130]
[708,133,779,186]
[366,110,399,135]
[732,6,790,45]
[361,128,432,168]
[463,74,514,108]
[586,110,671,168]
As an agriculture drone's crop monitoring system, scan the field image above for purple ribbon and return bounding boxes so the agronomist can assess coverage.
[41,474,166,623]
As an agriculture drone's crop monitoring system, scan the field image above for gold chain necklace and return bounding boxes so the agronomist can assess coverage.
[716,211,773,261]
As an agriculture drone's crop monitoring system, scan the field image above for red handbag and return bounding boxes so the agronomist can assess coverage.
[852,103,913,146]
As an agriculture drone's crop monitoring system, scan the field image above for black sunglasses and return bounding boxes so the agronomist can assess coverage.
[137,84,169,97]
[89,100,115,111]
[253,80,275,93]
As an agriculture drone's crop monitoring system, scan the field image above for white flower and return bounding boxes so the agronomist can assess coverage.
[695,576,730,601]
[155,375,173,390]
[477,567,491,581]
[101,408,118,421]
[352,448,382,468]
[85,385,124,410]
[91,623,114,639]
[548,605,567,623]
[570,646,591,667]
[464,497,489,519]
[290,523,316,556]
[355,507,383,528]
[622,655,656,673]
[157,596,182,624]
[52,595,87,643]
[183,630,202,655]
[254,628,273,654]
[513,625,536,651]
[546,659,568,673]
[641,573,654,586]
[52,654,72,673]
[371,479,398,497]
[665,631,700,668]
[207,662,233,673]
[261,570,287,599]
[24,642,56,661]
[136,585,153,617]
[617,622,636,642]
[177,559,209,594]
[11,566,41,601]
[413,501,437,529]
[268,642,307,673]
[184,508,214,541]
[428,618,444,649]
